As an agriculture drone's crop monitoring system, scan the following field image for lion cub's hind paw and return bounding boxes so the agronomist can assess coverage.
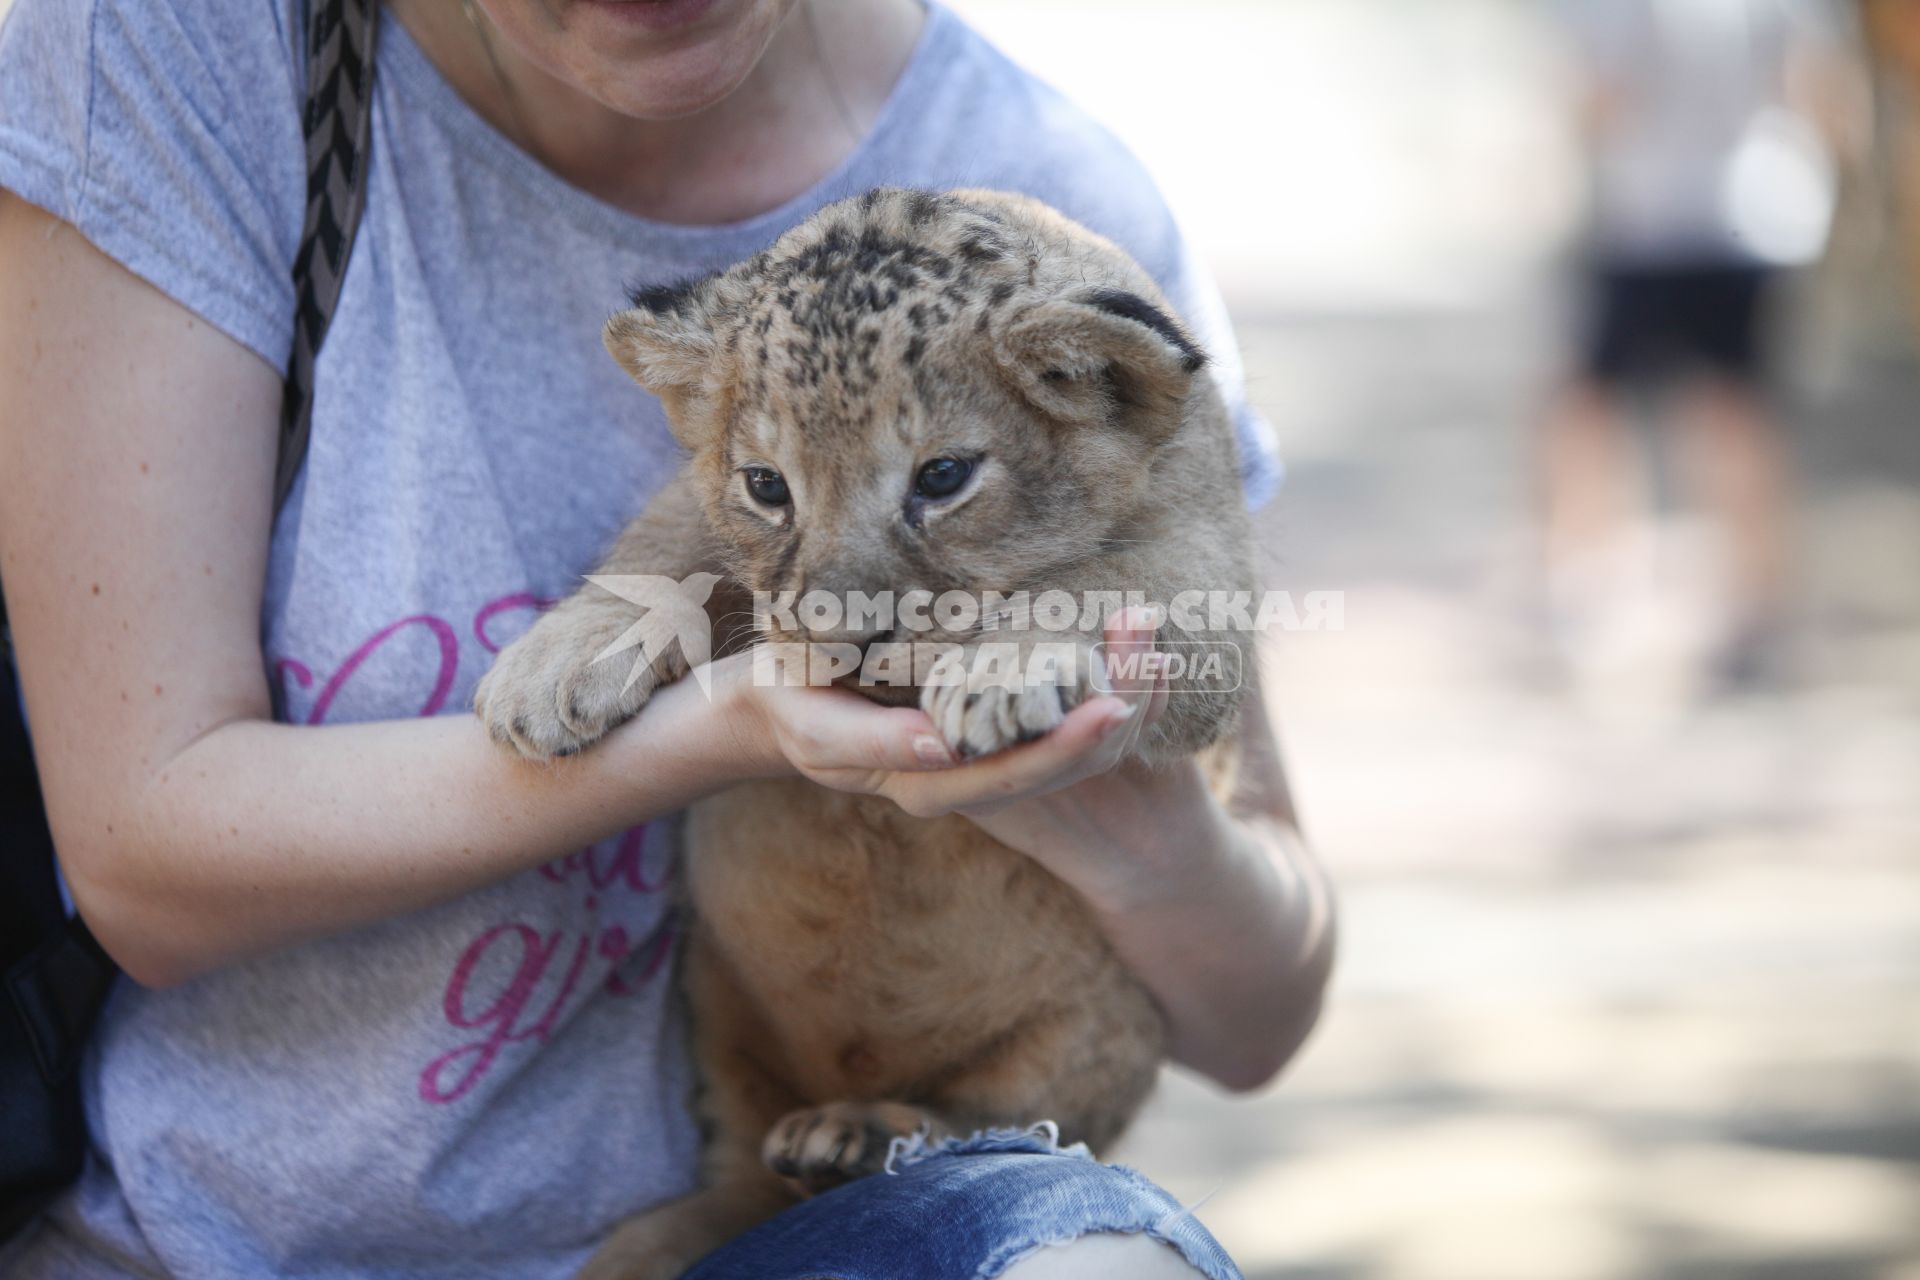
[762,1101,947,1196]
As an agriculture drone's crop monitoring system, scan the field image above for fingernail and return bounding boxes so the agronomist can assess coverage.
[1099,701,1137,735]
[913,734,955,768]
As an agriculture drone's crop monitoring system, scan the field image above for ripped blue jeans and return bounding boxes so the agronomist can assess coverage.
[683,1125,1243,1280]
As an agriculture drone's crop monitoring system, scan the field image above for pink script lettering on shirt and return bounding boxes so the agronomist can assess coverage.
[269,590,679,1109]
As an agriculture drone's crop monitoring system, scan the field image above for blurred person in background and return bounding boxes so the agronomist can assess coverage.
[1542,0,1855,691]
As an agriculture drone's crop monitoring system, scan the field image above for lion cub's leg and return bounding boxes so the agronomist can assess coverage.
[476,473,729,760]
[761,1100,952,1196]
[935,977,1166,1156]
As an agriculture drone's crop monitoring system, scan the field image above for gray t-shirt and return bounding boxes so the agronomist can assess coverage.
[0,1,1279,1276]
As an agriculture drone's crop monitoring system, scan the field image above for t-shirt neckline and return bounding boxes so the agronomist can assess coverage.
[378,1,955,255]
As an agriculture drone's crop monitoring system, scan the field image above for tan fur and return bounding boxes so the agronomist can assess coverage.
[474,189,1256,1280]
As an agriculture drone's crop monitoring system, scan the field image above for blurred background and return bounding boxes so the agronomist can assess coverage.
[947,1,1920,1277]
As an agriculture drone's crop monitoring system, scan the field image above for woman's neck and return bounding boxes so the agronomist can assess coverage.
[390,0,926,225]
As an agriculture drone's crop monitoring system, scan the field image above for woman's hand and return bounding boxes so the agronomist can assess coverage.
[719,610,1169,819]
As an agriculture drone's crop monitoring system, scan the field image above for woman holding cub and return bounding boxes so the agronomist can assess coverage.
[0,0,1333,1275]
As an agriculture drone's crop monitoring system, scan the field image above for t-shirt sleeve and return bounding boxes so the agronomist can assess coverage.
[0,0,307,372]
[1147,209,1284,511]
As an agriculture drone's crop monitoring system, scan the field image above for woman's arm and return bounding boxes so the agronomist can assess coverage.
[1,194,1305,1013]
[959,649,1337,1093]
[0,197,951,988]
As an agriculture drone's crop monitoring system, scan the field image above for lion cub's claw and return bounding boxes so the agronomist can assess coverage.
[762,1102,942,1196]
[919,644,1101,760]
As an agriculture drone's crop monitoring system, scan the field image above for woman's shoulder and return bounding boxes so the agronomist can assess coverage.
[0,0,306,140]
[0,0,309,371]
[874,7,1281,507]
[882,6,1186,280]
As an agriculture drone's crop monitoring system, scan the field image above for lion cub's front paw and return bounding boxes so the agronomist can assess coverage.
[475,607,683,761]
[762,1101,945,1196]
[919,642,1102,760]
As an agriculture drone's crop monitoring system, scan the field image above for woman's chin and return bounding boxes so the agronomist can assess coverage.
[556,0,788,118]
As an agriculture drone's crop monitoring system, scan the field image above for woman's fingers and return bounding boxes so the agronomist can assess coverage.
[752,605,1170,812]
[758,683,957,774]
[1100,606,1161,692]
[1093,606,1166,756]
[885,694,1135,817]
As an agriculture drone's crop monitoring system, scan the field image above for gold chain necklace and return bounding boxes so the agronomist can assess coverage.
[800,0,862,149]
[460,0,536,152]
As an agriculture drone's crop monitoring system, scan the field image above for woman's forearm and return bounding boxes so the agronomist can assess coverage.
[67,673,766,988]
[961,678,1337,1093]
[1086,805,1335,1092]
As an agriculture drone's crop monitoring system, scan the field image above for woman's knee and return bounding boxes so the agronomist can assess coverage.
[685,1132,1244,1280]
[996,1230,1208,1279]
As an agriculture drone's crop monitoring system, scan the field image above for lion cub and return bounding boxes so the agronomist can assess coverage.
[476,188,1256,1280]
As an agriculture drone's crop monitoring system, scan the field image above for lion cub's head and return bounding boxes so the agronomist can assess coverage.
[604,187,1226,646]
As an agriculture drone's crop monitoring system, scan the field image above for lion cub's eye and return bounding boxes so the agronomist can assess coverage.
[913,457,974,501]
[743,466,790,507]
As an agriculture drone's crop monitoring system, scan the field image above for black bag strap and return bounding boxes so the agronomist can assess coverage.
[276,0,380,510]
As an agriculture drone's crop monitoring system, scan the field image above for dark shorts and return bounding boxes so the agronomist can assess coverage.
[1583,262,1776,387]
[685,1124,1242,1280]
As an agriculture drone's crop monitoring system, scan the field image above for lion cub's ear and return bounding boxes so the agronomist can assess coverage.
[604,275,729,447]
[996,288,1208,432]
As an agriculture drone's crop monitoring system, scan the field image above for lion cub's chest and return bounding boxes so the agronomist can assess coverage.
[681,779,1117,1092]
